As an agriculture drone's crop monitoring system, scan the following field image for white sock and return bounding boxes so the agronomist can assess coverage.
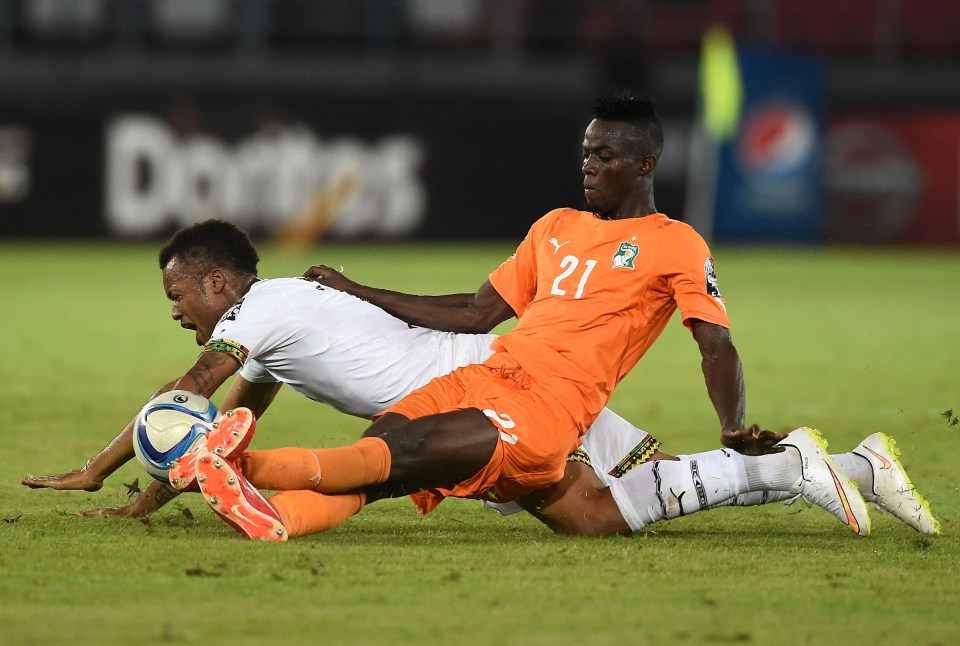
[609,449,750,532]
[609,448,815,532]
[741,450,800,492]
[608,443,885,531]
[683,449,799,493]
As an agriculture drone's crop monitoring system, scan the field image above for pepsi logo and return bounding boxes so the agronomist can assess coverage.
[736,101,817,180]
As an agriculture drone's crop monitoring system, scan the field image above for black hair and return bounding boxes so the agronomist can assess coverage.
[158,219,259,278]
[591,93,664,155]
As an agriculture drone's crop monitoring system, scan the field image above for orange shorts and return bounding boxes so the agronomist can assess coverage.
[383,356,583,514]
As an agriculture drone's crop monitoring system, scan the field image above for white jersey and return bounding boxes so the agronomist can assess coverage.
[207,278,497,418]
[208,277,654,504]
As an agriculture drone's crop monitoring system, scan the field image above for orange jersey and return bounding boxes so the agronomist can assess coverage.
[488,208,729,428]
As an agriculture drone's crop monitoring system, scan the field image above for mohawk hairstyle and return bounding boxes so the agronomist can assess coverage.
[591,93,664,155]
[159,219,259,278]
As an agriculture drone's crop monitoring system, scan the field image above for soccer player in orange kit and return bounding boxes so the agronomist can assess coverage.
[177,94,875,540]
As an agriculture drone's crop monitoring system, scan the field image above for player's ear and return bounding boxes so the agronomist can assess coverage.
[206,269,226,294]
[638,154,658,176]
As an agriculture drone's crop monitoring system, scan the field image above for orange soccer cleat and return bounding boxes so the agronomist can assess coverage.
[195,450,287,541]
[168,407,257,491]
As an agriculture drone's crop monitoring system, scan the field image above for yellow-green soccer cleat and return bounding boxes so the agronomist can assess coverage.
[779,428,871,536]
[852,433,941,535]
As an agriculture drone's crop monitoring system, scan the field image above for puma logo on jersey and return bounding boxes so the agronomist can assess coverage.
[548,237,570,254]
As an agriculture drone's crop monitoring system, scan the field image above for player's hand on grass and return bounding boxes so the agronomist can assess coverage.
[75,501,151,518]
[302,264,355,293]
[721,424,787,456]
[21,468,103,492]
[76,481,173,518]
[75,505,136,518]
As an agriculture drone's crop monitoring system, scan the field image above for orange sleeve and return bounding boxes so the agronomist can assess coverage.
[662,223,730,331]
[488,212,552,317]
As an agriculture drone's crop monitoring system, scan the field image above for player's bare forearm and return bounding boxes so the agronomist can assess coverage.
[75,379,187,482]
[69,379,188,480]
[702,340,745,434]
[692,320,745,432]
[304,266,513,333]
[346,289,496,333]
[692,320,786,455]
[22,358,236,492]
[221,377,281,417]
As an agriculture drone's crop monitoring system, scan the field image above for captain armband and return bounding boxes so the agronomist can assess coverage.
[202,338,249,364]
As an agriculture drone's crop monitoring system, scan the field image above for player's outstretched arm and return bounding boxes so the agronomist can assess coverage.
[20,418,139,492]
[21,350,241,492]
[75,480,181,518]
[70,377,275,518]
[304,265,514,334]
[691,319,786,455]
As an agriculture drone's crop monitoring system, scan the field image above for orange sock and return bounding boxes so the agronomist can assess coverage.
[240,436,391,492]
[270,489,365,537]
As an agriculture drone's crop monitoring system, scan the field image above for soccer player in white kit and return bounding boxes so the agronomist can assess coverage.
[22,220,940,536]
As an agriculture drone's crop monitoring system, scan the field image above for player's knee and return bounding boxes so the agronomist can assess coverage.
[380,415,499,488]
[376,419,454,482]
[377,428,424,476]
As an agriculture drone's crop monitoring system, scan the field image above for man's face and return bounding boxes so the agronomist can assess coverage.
[161,257,226,346]
[581,119,646,217]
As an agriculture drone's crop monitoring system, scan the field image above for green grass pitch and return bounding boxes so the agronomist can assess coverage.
[1,240,958,645]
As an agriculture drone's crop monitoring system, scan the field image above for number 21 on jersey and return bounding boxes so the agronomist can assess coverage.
[550,255,596,299]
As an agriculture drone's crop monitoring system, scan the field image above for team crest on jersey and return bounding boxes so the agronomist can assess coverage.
[611,241,639,269]
[704,258,722,298]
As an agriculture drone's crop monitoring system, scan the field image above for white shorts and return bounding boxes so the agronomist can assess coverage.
[483,407,659,515]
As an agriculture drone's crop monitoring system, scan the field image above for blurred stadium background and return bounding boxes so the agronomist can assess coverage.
[0,0,958,245]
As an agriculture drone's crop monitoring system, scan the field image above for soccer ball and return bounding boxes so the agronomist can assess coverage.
[133,390,219,481]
